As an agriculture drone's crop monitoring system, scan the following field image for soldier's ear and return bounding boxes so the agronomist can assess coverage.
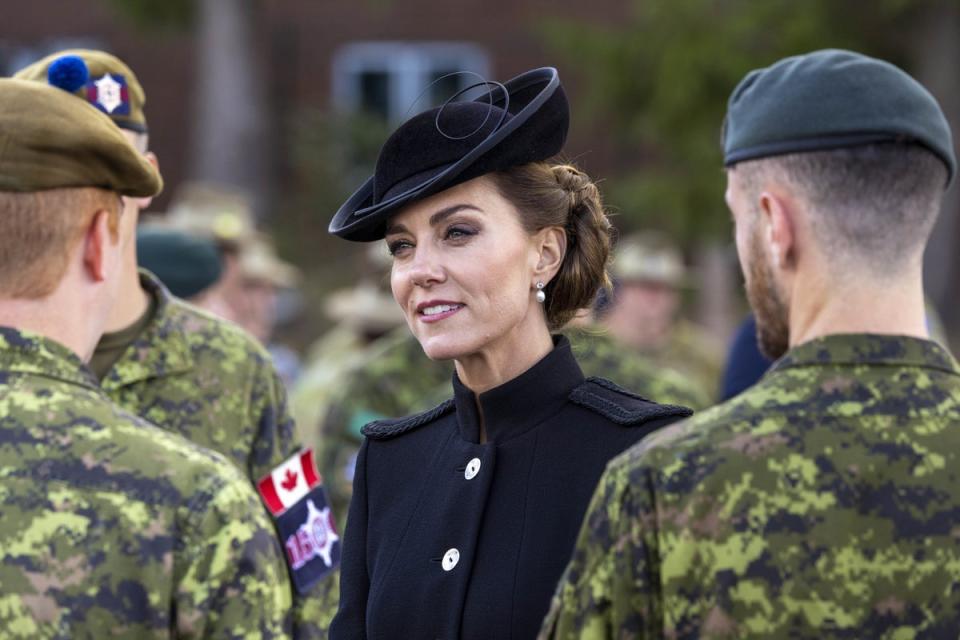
[82,208,118,283]
[758,190,796,271]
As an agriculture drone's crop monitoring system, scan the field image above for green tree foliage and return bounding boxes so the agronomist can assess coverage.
[543,0,922,244]
[101,0,195,30]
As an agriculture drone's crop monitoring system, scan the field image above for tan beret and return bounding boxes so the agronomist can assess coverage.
[14,49,147,133]
[0,78,161,197]
[612,232,688,288]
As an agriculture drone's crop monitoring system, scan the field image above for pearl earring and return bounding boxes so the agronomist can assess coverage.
[535,281,546,303]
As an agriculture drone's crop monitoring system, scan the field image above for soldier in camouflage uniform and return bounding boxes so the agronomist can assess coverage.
[14,51,322,636]
[16,49,299,484]
[544,49,960,638]
[603,232,723,401]
[0,77,291,637]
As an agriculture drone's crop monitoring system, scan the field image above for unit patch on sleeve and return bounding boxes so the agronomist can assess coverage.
[257,448,341,594]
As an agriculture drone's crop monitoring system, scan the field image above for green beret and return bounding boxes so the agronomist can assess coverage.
[723,49,956,183]
[0,79,161,197]
[15,49,148,133]
[137,225,223,298]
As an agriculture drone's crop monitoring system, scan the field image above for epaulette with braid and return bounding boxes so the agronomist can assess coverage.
[361,398,456,440]
[569,377,693,425]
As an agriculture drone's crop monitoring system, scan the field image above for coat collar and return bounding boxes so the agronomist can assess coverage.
[452,335,585,444]
[770,333,960,377]
[0,326,99,390]
[99,269,194,390]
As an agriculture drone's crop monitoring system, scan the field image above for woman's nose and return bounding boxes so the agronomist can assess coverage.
[406,244,445,288]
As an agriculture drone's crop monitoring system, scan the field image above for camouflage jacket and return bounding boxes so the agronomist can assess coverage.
[569,328,712,411]
[101,271,298,483]
[543,333,960,639]
[0,327,292,638]
[639,319,723,404]
[99,272,325,637]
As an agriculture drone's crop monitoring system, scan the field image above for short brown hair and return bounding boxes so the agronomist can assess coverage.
[0,187,121,298]
[491,162,612,330]
[735,142,947,274]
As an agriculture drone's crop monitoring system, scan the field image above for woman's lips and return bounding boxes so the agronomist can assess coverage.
[417,302,465,323]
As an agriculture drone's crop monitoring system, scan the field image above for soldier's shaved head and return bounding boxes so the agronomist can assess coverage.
[734,142,946,277]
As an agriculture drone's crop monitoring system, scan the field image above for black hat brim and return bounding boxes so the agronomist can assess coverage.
[329,67,568,242]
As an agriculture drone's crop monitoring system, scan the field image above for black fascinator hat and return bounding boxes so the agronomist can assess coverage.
[329,67,569,241]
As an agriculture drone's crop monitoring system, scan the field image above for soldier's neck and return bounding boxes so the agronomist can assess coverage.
[0,285,102,363]
[788,268,929,349]
[105,251,150,334]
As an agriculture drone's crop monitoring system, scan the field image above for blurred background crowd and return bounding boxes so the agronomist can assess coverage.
[6,0,959,498]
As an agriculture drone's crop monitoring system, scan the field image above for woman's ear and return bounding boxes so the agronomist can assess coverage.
[533,226,567,283]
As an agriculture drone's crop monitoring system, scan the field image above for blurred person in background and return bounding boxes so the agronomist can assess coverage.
[165,181,259,323]
[545,49,960,638]
[0,77,291,637]
[326,66,693,639]
[15,51,330,638]
[236,234,303,386]
[601,231,723,400]
[136,222,224,303]
[291,253,406,462]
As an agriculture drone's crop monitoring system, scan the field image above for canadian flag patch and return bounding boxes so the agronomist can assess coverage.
[257,449,341,593]
[258,449,320,516]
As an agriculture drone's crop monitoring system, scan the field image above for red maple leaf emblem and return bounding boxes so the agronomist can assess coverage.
[281,468,299,491]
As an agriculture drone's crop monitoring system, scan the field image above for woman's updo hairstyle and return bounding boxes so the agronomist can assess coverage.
[491,162,612,330]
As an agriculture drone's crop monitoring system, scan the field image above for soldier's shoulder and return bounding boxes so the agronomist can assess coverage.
[32,381,250,497]
[164,297,273,360]
[605,381,787,479]
[361,398,456,440]
[569,376,693,426]
[115,405,248,479]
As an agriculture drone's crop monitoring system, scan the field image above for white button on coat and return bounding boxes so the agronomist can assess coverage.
[442,548,460,571]
[464,458,481,480]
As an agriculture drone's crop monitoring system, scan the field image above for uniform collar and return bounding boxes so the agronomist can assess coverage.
[770,333,960,377]
[0,326,99,390]
[452,335,585,444]
[99,269,194,390]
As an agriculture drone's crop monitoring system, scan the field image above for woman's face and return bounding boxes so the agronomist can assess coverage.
[385,176,546,362]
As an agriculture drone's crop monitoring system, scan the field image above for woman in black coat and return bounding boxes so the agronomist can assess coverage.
[327,67,692,639]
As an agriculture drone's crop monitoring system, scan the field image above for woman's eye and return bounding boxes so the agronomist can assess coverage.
[445,226,476,241]
[387,240,413,256]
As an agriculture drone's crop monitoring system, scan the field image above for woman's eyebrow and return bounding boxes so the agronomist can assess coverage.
[385,204,483,236]
[429,204,483,226]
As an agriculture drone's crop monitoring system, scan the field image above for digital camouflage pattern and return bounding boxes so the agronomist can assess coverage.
[0,327,292,638]
[543,333,960,639]
[638,318,723,404]
[302,324,711,630]
[98,271,326,637]
[568,327,712,411]
[101,270,298,481]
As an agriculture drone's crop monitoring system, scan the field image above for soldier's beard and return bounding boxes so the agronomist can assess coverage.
[744,229,790,360]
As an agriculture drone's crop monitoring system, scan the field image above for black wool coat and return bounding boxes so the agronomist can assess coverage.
[330,337,692,639]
